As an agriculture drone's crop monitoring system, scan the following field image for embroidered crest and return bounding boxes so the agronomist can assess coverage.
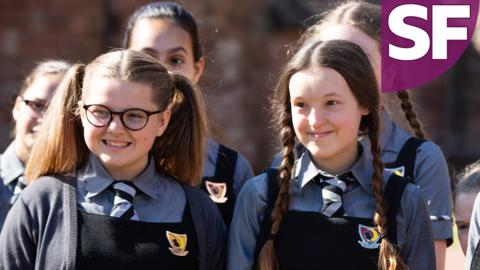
[166,231,189,256]
[205,181,228,203]
[357,224,381,249]
[384,166,405,177]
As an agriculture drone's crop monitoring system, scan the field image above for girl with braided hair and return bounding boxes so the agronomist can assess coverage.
[273,2,452,268]
[228,40,434,270]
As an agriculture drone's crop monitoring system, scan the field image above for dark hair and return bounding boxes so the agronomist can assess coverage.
[26,49,207,185]
[123,1,203,62]
[259,40,406,270]
[454,160,480,201]
[300,1,426,139]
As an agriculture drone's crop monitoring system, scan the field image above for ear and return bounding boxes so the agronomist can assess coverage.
[12,97,22,121]
[360,106,370,116]
[191,57,205,85]
[156,109,171,137]
[77,101,87,126]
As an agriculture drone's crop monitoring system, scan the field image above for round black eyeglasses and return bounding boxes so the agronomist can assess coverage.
[83,104,163,131]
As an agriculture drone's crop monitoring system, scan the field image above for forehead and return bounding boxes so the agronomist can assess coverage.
[22,73,63,100]
[289,66,351,98]
[83,78,156,108]
[129,18,193,55]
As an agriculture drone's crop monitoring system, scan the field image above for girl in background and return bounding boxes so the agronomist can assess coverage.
[228,40,434,270]
[0,50,225,270]
[123,1,254,226]
[0,60,70,230]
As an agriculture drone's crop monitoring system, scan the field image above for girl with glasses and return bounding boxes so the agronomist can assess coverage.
[0,50,225,270]
[0,60,70,230]
[123,2,254,226]
[227,40,434,270]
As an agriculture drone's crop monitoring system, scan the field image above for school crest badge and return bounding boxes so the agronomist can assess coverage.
[205,181,228,203]
[357,224,381,249]
[384,166,405,177]
[166,231,189,256]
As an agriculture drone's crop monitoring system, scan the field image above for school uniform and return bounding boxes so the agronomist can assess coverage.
[228,144,435,270]
[0,154,226,270]
[0,141,26,231]
[464,193,480,269]
[362,110,453,244]
[271,110,453,244]
[202,139,254,226]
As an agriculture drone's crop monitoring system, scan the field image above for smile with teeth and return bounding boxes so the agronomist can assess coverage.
[103,140,132,148]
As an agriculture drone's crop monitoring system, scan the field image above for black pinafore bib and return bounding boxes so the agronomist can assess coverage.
[254,169,408,270]
[76,202,199,270]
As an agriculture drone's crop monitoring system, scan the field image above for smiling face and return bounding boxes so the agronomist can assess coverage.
[80,79,170,180]
[289,66,369,173]
[455,191,478,254]
[129,18,204,84]
[12,73,63,163]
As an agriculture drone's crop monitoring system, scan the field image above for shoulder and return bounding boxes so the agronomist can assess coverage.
[415,140,446,163]
[20,175,73,206]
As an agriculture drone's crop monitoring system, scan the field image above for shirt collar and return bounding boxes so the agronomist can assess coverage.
[79,154,161,200]
[1,141,25,186]
[294,144,374,195]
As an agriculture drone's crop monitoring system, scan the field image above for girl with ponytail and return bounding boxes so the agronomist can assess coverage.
[228,40,434,270]
[294,2,453,268]
[0,50,225,270]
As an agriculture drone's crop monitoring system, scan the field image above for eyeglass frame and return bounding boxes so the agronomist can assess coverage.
[82,104,163,131]
[18,96,48,116]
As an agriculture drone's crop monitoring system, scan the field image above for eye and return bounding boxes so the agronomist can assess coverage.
[293,101,306,108]
[30,101,46,112]
[456,223,469,231]
[169,56,185,66]
[89,107,110,119]
[326,100,339,106]
[125,110,147,122]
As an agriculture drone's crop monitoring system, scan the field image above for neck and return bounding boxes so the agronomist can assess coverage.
[312,144,359,175]
[14,144,28,165]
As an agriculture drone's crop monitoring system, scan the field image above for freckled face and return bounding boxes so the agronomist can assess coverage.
[455,192,478,254]
[80,79,170,179]
[289,66,369,170]
[129,18,204,84]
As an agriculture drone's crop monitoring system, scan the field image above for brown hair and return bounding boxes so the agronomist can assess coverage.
[25,50,207,185]
[454,160,480,202]
[259,40,405,270]
[300,1,426,139]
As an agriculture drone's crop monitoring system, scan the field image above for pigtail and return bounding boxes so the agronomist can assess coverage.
[368,111,407,270]
[25,64,89,182]
[258,73,296,270]
[396,90,426,139]
[152,73,206,185]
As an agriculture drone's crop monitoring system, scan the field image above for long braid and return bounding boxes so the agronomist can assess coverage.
[396,90,426,139]
[368,111,407,270]
[257,95,296,270]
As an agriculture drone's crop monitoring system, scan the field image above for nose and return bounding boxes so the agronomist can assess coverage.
[308,108,325,128]
[106,114,126,133]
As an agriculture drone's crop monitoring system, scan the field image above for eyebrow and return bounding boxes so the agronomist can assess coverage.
[167,46,188,54]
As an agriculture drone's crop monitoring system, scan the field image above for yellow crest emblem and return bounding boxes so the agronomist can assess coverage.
[205,181,228,203]
[384,166,405,177]
[166,231,189,256]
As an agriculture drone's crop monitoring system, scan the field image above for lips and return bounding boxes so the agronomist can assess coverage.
[308,131,333,139]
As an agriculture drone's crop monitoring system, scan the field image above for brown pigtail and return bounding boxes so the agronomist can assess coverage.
[396,91,426,139]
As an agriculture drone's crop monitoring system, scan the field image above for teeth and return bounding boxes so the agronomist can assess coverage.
[105,141,129,147]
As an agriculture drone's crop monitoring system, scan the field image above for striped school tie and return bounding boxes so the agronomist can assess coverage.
[110,181,140,221]
[9,176,26,206]
[313,171,356,217]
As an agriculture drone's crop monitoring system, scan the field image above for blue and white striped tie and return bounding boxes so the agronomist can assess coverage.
[10,176,26,206]
[110,181,139,221]
[314,172,355,217]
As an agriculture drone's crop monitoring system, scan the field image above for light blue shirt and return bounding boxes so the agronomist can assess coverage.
[77,155,186,222]
[0,141,25,231]
[228,145,435,270]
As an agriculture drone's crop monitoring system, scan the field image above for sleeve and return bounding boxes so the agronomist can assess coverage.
[396,183,436,270]
[227,174,268,270]
[232,153,254,196]
[0,196,37,269]
[465,193,480,269]
[414,141,453,242]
